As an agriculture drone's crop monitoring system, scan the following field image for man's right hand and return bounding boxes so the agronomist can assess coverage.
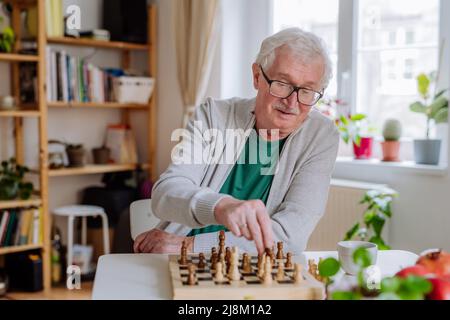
[214,197,274,254]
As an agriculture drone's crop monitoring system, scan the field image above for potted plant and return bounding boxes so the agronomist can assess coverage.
[336,114,375,160]
[410,72,448,165]
[344,187,398,250]
[381,119,402,162]
[66,143,86,168]
[0,15,15,53]
[0,158,34,200]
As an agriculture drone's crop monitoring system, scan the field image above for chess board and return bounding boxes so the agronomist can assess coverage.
[169,253,325,300]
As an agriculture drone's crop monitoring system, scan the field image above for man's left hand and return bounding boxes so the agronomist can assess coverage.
[133,229,194,253]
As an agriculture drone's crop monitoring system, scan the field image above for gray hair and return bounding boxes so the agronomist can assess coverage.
[255,27,333,90]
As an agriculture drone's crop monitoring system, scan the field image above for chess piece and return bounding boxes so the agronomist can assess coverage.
[265,248,275,265]
[218,231,226,256]
[198,253,206,269]
[285,252,293,269]
[227,247,241,281]
[293,263,303,284]
[225,247,231,273]
[211,251,218,270]
[262,258,273,285]
[215,262,225,282]
[178,240,188,265]
[276,242,284,260]
[187,264,197,286]
[276,261,285,281]
[219,252,226,274]
[257,253,266,278]
[241,253,252,273]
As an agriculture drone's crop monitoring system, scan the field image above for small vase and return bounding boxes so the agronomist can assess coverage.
[353,137,373,160]
[66,148,86,167]
[381,141,400,162]
[413,139,441,165]
[92,147,111,164]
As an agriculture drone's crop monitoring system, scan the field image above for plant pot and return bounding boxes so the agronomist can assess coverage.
[0,179,19,200]
[413,139,441,165]
[381,141,400,162]
[92,147,110,165]
[353,137,373,160]
[66,148,86,167]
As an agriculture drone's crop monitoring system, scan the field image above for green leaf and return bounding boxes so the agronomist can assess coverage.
[331,291,361,300]
[417,73,430,99]
[353,134,361,147]
[402,276,433,295]
[369,236,390,250]
[364,210,376,226]
[344,223,360,241]
[371,215,386,237]
[350,114,367,121]
[381,277,401,293]
[340,115,349,126]
[409,101,428,114]
[434,89,448,99]
[353,247,372,268]
[318,258,341,278]
[434,108,448,124]
[429,96,448,119]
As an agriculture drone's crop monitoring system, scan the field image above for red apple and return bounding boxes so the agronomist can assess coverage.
[427,278,450,300]
[396,265,430,278]
[417,250,450,278]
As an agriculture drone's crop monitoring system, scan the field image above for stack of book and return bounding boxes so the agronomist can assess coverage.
[46,48,118,103]
[0,208,43,248]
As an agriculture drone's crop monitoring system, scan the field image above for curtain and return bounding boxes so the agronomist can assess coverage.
[174,0,220,127]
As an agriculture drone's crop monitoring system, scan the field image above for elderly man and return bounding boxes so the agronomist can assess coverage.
[134,27,339,255]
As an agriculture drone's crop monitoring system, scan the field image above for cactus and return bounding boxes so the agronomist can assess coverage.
[382,119,402,141]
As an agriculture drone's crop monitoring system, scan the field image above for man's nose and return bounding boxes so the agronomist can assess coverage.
[282,90,299,107]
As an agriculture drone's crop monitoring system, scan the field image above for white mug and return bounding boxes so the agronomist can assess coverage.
[1,96,16,109]
[337,241,378,275]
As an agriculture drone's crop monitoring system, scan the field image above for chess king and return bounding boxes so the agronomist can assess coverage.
[134,28,339,255]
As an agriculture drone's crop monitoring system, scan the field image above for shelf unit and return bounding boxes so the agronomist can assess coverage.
[0,0,50,290]
[0,0,157,291]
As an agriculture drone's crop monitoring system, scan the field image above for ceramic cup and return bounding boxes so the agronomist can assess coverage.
[0,96,16,109]
[337,241,378,275]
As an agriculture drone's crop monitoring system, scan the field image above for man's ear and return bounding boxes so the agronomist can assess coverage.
[252,63,260,90]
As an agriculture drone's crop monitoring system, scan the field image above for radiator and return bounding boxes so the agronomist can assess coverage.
[306,179,388,251]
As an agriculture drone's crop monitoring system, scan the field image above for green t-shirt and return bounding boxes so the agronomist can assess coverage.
[188,131,287,236]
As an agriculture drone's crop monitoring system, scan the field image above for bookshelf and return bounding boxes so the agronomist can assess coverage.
[0,0,158,291]
[0,0,50,291]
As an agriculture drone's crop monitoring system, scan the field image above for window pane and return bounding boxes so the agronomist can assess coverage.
[357,0,440,138]
[273,0,339,97]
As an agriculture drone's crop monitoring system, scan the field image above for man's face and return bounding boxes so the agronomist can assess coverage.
[252,46,325,137]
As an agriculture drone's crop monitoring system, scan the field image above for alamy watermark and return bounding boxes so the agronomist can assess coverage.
[170,122,283,175]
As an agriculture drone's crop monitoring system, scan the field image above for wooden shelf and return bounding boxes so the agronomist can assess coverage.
[0,196,42,210]
[0,109,41,117]
[48,163,149,177]
[0,53,39,62]
[48,101,149,109]
[47,37,149,51]
[0,244,43,255]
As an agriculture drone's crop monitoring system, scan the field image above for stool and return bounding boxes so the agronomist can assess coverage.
[53,205,110,270]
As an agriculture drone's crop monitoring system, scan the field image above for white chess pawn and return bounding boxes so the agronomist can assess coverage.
[215,262,225,282]
[228,247,241,281]
[276,261,285,281]
[293,263,303,284]
[263,258,273,285]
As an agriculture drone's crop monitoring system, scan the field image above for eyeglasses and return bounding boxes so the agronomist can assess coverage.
[259,65,323,106]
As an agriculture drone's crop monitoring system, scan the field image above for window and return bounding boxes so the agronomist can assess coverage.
[272,0,442,140]
[273,0,339,97]
[357,0,440,138]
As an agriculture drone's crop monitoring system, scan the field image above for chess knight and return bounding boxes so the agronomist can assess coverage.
[134,27,339,256]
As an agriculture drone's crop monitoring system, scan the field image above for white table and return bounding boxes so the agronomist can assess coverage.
[92,250,418,300]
